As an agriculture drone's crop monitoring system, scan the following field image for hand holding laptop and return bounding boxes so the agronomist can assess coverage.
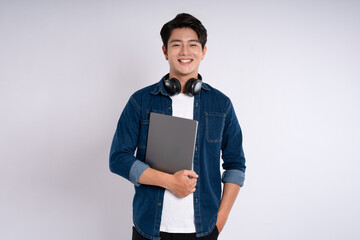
[138,167,198,198]
[168,170,198,198]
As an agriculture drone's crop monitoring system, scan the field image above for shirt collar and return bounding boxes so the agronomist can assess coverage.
[150,73,210,96]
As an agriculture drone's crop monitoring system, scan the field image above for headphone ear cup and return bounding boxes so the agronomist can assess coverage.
[164,78,181,96]
[185,78,202,96]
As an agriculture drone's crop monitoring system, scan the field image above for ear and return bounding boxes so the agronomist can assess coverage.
[201,46,207,60]
[162,45,168,60]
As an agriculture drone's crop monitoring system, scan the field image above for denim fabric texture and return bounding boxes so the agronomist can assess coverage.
[110,75,246,240]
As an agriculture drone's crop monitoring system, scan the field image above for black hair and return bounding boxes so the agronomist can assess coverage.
[160,13,207,50]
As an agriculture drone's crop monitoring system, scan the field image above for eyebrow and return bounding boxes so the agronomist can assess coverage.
[169,39,200,43]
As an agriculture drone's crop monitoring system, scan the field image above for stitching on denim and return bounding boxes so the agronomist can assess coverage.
[134,222,156,240]
[153,189,161,237]
[196,134,203,233]
[225,102,232,116]
[193,95,203,235]
[138,119,149,149]
[206,113,226,117]
[197,217,217,237]
[205,112,225,143]
[130,96,141,113]
[197,181,203,233]
[146,109,165,119]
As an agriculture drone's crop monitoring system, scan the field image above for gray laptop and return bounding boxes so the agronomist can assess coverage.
[145,112,198,174]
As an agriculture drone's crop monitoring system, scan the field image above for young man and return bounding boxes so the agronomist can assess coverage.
[110,13,246,240]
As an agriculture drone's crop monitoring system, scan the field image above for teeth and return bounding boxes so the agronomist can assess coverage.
[179,59,192,63]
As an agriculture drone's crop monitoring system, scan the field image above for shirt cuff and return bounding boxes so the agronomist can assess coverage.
[129,160,150,187]
[222,169,245,187]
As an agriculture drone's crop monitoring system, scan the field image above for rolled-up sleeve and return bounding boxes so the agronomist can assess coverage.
[221,101,246,187]
[129,160,150,187]
[222,167,245,186]
[109,95,149,186]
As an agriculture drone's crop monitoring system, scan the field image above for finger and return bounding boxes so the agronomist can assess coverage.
[190,179,197,186]
[183,170,198,178]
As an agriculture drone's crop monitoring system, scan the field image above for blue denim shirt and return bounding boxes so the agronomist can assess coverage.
[110,75,246,240]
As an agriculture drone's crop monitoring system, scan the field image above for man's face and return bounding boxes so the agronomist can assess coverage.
[162,28,207,79]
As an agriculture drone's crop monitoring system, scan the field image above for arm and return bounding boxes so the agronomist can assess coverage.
[138,168,198,198]
[216,183,241,233]
[217,100,246,233]
[109,96,147,184]
[110,95,197,197]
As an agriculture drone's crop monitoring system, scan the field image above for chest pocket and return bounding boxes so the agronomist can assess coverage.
[139,119,149,149]
[205,112,226,143]
[138,109,165,149]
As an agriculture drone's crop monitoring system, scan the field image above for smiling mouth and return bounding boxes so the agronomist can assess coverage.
[178,59,193,63]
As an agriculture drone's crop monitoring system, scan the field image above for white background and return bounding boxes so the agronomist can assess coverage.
[1,0,359,239]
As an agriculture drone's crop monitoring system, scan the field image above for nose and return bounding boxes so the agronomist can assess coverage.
[180,45,188,55]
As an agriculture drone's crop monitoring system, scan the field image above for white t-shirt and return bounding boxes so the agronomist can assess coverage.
[159,93,196,233]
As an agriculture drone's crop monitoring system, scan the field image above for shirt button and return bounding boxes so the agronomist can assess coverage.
[168,106,171,110]
[158,202,162,206]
